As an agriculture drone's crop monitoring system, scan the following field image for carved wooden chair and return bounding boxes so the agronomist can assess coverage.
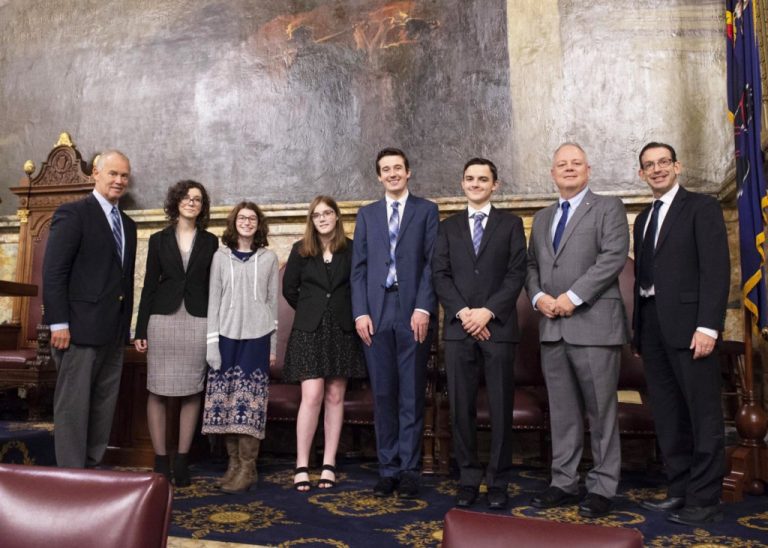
[0,133,93,419]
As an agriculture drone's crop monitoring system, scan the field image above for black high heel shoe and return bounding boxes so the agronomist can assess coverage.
[294,466,311,492]
[317,464,336,489]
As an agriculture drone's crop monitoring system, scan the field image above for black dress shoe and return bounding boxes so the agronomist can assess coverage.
[455,485,479,508]
[398,475,419,499]
[373,477,398,497]
[487,487,509,510]
[667,504,723,526]
[639,496,685,512]
[578,493,613,518]
[531,486,579,508]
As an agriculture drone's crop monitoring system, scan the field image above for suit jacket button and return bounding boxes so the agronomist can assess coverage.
[118,295,124,302]
[474,269,480,275]
[326,293,331,298]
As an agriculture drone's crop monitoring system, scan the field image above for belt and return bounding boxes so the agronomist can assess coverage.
[384,283,399,293]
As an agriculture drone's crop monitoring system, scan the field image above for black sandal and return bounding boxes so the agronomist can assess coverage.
[294,467,311,492]
[317,464,337,489]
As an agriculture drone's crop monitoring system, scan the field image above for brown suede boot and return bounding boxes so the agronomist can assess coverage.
[218,435,240,487]
[221,435,260,494]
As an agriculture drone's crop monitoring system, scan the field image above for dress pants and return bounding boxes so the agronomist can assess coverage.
[445,338,515,488]
[639,297,725,506]
[541,341,621,498]
[363,290,431,479]
[53,337,125,468]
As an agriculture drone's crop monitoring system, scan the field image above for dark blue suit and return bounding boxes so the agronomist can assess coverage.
[351,193,438,478]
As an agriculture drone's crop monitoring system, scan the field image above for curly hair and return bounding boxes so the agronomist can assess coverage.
[221,201,269,251]
[163,180,211,229]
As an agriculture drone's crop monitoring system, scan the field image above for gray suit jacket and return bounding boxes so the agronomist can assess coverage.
[526,189,629,346]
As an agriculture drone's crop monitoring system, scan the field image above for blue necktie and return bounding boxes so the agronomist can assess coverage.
[385,201,400,288]
[552,200,570,252]
[110,206,123,263]
[472,212,486,255]
[639,200,663,290]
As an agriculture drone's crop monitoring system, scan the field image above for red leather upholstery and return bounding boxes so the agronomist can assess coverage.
[0,463,173,548]
[442,508,643,548]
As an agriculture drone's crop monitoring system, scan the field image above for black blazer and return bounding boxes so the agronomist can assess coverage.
[135,225,219,339]
[43,193,137,346]
[282,238,355,333]
[432,207,527,342]
[632,186,730,351]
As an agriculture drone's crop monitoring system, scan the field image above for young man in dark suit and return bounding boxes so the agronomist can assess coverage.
[351,147,439,498]
[43,149,137,468]
[633,142,729,526]
[432,158,526,509]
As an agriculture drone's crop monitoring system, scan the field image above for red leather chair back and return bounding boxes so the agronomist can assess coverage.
[442,508,643,548]
[0,463,173,548]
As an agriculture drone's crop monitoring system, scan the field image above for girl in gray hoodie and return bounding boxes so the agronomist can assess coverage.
[201,201,278,493]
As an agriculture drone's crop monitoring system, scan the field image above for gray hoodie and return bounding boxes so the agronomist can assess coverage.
[206,246,279,363]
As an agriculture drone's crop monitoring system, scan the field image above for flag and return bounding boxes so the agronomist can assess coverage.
[727,0,768,332]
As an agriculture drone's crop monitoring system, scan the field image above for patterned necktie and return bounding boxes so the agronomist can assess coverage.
[110,206,123,263]
[639,200,663,290]
[385,201,400,288]
[472,212,486,255]
[552,200,570,252]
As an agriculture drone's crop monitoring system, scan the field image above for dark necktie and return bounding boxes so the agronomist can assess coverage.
[385,201,399,288]
[472,212,486,255]
[552,201,570,252]
[639,200,663,291]
[110,206,123,263]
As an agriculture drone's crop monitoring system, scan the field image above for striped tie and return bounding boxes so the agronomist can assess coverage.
[472,212,486,255]
[110,206,123,263]
[385,201,400,288]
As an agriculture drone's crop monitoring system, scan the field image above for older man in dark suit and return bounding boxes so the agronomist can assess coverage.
[633,142,729,526]
[43,149,137,468]
[351,147,439,498]
[526,142,629,518]
[432,157,526,510]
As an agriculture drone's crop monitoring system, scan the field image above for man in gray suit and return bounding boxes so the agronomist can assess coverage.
[526,142,629,518]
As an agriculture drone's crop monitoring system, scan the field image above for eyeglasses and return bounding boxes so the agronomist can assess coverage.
[641,158,675,172]
[180,196,202,205]
[311,210,336,220]
[236,215,258,224]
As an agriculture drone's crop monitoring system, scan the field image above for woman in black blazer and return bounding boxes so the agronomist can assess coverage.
[282,195,366,491]
[134,180,219,486]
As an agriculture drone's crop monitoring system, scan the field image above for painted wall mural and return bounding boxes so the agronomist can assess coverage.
[0,0,728,214]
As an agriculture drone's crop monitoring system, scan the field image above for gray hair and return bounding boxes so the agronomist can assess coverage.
[552,142,587,163]
[94,149,130,170]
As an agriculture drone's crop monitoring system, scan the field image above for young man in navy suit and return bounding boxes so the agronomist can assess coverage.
[351,147,439,498]
[43,150,137,468]
[633,142,729,525]
[432,158,527,509]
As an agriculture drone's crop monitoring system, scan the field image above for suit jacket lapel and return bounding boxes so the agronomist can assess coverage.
[397,197,416,244]
[476,206,501,258]
[553,190,594,259]
[88,195,123,267]
[163,226,185,273]
[655,187,687,253]
[540,203,558,258]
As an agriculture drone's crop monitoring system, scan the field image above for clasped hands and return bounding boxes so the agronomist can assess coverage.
[458,307,493,341]
[536,293,576,319]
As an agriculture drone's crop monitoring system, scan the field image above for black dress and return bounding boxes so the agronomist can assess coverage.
[282,241,366,383]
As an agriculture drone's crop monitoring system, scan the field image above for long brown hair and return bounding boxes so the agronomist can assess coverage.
[222,201,269,251]
[298,195,347,257]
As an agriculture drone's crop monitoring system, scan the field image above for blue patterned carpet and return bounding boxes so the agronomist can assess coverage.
[2,420,767,547]
[168,456,768,547]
